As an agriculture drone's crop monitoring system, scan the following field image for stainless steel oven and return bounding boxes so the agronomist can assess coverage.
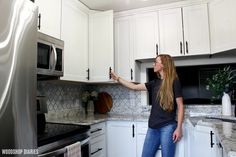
[38,123,90,157]
[37,32,64,77]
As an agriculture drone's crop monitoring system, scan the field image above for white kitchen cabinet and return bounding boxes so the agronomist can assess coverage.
[115,16,136,82]
[136,122,161,157]
[185,121,194,157]
[193,125,222,157]
[208,0,236,53]
[35,0,61,39]
[89,10,114,82]
[159,4,210,56]
[136,121,185,157]
[107,121,136,157]
[90,122,106,157]
[60,0,89,82]
[133,12,159,59]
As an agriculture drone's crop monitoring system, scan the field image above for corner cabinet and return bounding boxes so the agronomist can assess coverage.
[60,0,89,82]
[34,0,62,39]
[61,4,114,82]
[208,0,236,53]
[159,3,210,56]
[106,121,136,157]
[89,10,114,82]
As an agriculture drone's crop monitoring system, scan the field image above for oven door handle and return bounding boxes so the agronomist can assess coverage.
[38,138,90,157]
[38,147,66,157]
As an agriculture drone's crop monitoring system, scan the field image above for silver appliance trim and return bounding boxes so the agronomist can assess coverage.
[37,32,64,76]
[0,0,37,153]
[38,138,90,157]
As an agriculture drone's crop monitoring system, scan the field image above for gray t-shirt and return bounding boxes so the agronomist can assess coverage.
[145,78,183,129]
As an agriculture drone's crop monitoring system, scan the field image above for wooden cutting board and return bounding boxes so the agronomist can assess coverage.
[94,92,113,114]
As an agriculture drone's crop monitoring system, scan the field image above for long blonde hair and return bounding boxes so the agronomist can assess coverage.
[157,54,178,112]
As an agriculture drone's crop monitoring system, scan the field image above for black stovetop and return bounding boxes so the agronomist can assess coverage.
[37,122,90,147]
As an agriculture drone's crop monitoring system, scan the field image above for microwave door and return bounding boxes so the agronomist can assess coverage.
[49,44,57,71]
[38,43,50,69]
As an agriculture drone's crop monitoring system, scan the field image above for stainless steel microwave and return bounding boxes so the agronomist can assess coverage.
[37,32,64,76]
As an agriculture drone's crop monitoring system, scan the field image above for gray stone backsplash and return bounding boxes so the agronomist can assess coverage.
[37,81,235,117]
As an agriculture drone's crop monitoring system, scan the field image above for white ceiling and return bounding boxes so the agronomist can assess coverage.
[79,0,186,12]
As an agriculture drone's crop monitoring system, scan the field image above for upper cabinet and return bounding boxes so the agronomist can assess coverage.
[159,4,210,56]
[133,12,159,59]
[60,0,89,82]
[35,0,62,39]
[115,16,136,82]
[60,1,114,83]
[209,0,236,53]
[89,10,114,82]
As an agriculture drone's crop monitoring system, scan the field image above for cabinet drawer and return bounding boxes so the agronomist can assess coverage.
[91,135,106,157]
[90,122,106,138]
[136,122,148,134]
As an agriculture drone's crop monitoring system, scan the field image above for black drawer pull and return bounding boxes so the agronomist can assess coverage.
[91,148,102,155]
[87,68,90,80]
[210,131,214,148]
[38,13,41,30]
[109,67,112,79]
[132,124,135,138]
[131,69,133,80]
[91,128,102,134]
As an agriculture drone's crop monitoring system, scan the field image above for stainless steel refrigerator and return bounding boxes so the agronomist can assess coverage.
[0,0,38,156]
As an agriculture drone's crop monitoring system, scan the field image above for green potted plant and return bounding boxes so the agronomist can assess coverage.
[206,66,236,100]
[81,91,98,115]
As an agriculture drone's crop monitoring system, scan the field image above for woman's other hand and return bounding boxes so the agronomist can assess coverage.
[172,127,182,143]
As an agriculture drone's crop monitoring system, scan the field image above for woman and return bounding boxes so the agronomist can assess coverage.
[111,54,184,157]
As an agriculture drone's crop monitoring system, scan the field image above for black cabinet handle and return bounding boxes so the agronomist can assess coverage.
[156,44,159,55]
[109,67,112,79]
[186,41,189,54]
[132,124,135,138]
[210,131,214,148]
[91,148,102,155]
[87,68,90,80]
[38,13,41,30]
[91,128,102,134]
[180,42,183,54]
[131,69,133,80]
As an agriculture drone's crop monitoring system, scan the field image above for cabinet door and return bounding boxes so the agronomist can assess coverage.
[183,4,210,56]
[209,0,236,53]
[185,122,195,157]
[115,16,135,81]
[133,12,159,59]
[159,8,184,57]
[61,0,89,82]
[107,121,136,157]
[136,122,161,157]
[193,125,219,157]
[89,10,114,82]
[35,0,61,39]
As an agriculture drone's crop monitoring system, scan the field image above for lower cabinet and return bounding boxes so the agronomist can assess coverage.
[193,125,223,157]
[106,121,136,157]
[107,120,185,157]
[136,122,161,157]
[90,122,106,157]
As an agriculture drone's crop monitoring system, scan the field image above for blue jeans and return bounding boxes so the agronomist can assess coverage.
[141,123,177,157]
